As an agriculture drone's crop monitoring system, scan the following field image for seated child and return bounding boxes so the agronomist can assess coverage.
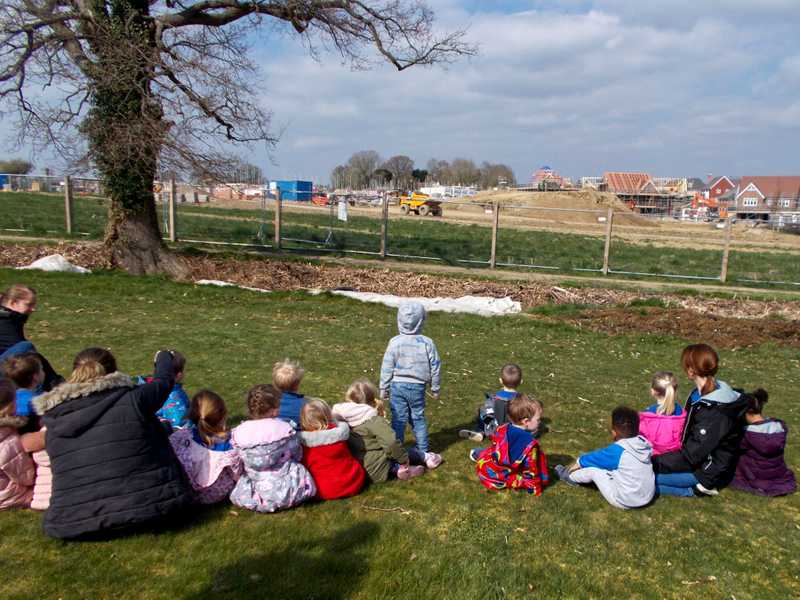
[170,389,243,504]
[332,379,426,483]
[230,384,316,512]
[29,430,51,511]
[273,359,307,430]
[460,363,522,442]
[731,389,796,497]
[299,399,366,500]
[0,379,36,509]
[557,406,655,510]
[139,351,189,431]
[1,352,44,418]
[638,371,686,456]
[472,393,549,495]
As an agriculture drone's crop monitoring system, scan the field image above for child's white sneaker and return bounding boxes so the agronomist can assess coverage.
[424,452,443,469]
[397,465,425,480]
[693,482,719,497]
[458,429,484,442]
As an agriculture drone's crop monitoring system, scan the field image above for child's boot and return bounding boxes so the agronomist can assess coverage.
[424,452,443,469]
[458,429,484,443]
[397,465,425,480]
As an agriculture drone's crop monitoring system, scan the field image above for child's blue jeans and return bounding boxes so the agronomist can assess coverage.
[656,471,698,497]
[389,382,429,454]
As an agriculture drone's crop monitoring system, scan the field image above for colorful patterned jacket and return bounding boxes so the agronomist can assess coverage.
[476,423,549,495]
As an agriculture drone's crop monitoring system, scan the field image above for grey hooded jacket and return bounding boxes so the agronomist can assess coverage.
[379,302,441,394]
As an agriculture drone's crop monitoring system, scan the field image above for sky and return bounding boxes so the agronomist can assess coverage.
[3,0,800,184]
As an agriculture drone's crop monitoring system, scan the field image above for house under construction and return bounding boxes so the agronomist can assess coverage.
[583,172,689,215]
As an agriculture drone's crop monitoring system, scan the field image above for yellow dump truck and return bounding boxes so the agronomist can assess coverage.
[399,192,442,216]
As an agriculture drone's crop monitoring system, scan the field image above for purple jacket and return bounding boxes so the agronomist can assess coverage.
[731,418,796,497]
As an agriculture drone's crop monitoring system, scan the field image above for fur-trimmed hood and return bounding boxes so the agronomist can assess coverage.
[33,372,134,415]
[298,420,350,448]
[0,415,29,432]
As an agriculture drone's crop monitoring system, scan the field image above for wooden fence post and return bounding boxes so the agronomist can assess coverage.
[720,216,733,283]
[168,176,177,242]
[380,195,389,258]
[274,188,282,250]
[602,207,614,275]
[490,201,500,269]
[64,176,74,235]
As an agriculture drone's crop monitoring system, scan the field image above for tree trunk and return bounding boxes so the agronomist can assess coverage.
[84,0,188,278]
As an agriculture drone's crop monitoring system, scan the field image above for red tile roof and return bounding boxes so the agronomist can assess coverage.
[737,176,800,200]
[603,172,656,194]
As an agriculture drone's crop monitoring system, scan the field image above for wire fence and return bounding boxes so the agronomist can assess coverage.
[3,174,800,289]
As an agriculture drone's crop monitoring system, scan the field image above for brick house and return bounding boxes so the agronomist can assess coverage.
[735,176,800,220]
[707,176,737,201]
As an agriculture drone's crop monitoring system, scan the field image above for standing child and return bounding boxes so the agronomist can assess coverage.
[0,379,36,509]
[139,351,189,431]
[230,384,316,512]
[557,406,655,509]
[332,380,426,483]
[472,393,549,495]
[299,399,366,500]
[379,302,442,469]
[460,363,523,442]
[638,371,686,456]
[273,359,307,430]
[731,389,796,497]
[170,389,243,504]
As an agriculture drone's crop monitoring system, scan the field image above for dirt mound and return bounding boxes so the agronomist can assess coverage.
[470,190,656,227]
[563,307,800,349]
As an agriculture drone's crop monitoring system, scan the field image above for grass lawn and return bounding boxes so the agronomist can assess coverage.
[1,267,798,599]
[5,191,800,288]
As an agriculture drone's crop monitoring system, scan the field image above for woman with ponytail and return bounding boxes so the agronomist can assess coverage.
[169,390,242,504]
[651,344,749,498]
[638,372,686,456]
[32,348,192,539]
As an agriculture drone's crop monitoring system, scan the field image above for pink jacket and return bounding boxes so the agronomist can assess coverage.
[31,450,52,511]
[0,417,35,509]
[638,411,686,456]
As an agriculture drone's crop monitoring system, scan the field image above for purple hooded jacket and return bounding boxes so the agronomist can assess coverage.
[731,418,796,497]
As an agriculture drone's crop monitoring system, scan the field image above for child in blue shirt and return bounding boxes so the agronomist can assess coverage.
[138,351,189,431]
[273,358,307,429]
[460,363,522,443]
[1,352,43,418]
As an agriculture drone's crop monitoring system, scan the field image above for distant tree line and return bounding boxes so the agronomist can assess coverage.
[330,151,516,190]
[0,159,34,174]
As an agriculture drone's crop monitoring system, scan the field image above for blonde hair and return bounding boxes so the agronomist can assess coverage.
[68,347,117,384]
[300,398,333,431]
[272,359,304,392]
[188,390,229,447]
[346,379,384,416]
[246,384,281,419]
[651,371,678,416]
[0,284,36,306]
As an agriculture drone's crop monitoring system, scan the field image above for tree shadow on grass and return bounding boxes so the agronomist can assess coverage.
[546,453,576,481]
[428,420,480,454]
[186,521,380,600]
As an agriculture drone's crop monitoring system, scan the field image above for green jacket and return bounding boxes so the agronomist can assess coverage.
[348,416,408,482]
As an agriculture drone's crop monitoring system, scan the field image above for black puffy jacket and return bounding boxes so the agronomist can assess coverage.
[34,352,192,539]
[0,306,62,390]
[652,380,748,489]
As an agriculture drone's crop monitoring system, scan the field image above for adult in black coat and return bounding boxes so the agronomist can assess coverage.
[652,344,748,497]
[0,284,62,390]
[33,347,192,539]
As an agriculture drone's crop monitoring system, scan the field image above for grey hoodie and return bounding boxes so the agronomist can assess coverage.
[379,302,441,394]
[577,435,656,508]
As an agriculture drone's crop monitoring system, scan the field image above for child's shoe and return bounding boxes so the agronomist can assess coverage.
[458,429,484,443]
[693,483,719,497]
[469,448,483,463]
[424,452,443,469]
[397,465,425,480]
[555,465,579,487]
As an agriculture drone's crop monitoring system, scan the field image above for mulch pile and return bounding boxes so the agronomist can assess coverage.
[2,242,799,348]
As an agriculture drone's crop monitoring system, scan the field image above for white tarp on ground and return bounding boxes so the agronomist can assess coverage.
[195,279,270,293]
[17,254,91,274]
[328,290,521,317]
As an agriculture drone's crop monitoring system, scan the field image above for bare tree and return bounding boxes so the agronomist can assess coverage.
[1,1,475,274]
[0,158,33,174]
[381,154,414,190]
[346,150,381,189]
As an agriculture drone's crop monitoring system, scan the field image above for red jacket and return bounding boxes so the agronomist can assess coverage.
[299,421,365,500]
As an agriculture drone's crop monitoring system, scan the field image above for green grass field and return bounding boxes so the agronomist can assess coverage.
[1,266,798,599]
[4,191,800,288]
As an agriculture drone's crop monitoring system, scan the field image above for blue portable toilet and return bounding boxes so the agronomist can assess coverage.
[273,180,312,201]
